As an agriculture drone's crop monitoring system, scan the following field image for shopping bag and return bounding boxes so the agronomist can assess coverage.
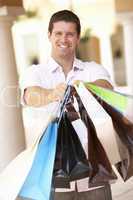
[73,86,117,186]
[86,83,133,123]
[54,112,91,188]
[54,85,91,187]
[19,121,58,200]
[74,82,127,165]
[98,101,133,181]
[0,109,54,200]
[85,83,133,181]
[19,85,73,197]
[19,85,71,199]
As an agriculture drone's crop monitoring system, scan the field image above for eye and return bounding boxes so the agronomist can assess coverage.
[55,32,62,37]
[66,32,76,38]
[67,33,74,36]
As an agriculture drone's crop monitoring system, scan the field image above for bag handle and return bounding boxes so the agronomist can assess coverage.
[58,85,71,124]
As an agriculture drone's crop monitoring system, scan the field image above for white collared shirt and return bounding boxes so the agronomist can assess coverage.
[19,57,111,192]
[20,57,111,101]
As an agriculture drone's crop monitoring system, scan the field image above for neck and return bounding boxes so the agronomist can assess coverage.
[52,54,74,76]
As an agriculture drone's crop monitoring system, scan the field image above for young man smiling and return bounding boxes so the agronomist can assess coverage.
[20,10,113,200]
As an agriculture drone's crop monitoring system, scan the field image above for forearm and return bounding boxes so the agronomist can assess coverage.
[24,86,54,107]
[92,79,113,89]
[24,83,67,107]
[74,79,113,90]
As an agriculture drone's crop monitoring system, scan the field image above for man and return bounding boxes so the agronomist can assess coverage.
[20,10,113,200]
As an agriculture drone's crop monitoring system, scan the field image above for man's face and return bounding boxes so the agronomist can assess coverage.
[48,21,80,59]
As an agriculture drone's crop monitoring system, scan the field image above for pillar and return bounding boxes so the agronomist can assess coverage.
[99,34,115,83]
[117,12,133,93]
[0,6,25,172]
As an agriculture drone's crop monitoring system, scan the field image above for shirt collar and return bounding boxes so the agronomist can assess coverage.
[73,58,84,71]
[48,56,84,73]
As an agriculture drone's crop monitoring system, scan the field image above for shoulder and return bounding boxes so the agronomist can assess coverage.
[24,63,46,73]
[19,64,46,87]
[83,60,106,71]
[76,59,105,70]
[77,59,111,82]
[81,60,110,75]
[20,63,48,78]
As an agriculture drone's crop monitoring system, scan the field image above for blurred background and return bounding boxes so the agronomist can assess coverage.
[11,0,133,90]
[1,1,133,199]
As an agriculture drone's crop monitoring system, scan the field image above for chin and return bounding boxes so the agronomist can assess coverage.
[60,51,73,57]
[61,54,71,59]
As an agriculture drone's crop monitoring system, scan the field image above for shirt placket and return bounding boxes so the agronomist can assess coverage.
[66,69,77,85]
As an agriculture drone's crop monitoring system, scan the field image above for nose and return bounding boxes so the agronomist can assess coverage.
[61,34,68,43]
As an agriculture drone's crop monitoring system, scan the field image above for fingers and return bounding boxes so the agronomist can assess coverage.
[73,80,82,86]
[51,83,67,102]
[48,81,83,103]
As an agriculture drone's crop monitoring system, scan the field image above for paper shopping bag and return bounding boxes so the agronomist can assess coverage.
[19,121,58,200]
[72,86,117,186]
[75,83,127,165]
[86,83,133,181]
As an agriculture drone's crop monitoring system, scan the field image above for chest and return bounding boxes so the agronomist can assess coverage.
[40,69,91,89]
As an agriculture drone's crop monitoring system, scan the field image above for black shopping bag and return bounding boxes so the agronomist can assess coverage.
[54,111,91,188]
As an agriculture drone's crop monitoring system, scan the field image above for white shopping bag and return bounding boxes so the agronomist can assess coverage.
[75,82,127,165]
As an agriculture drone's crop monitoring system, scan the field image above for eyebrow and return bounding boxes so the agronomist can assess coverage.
[53,31,77,34]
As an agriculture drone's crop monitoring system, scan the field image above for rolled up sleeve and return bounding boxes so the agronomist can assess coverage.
[19,66,42,106]
[88,62,113,84]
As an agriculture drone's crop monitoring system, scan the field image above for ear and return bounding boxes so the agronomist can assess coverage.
[77,34,80,44]
[48,31,51,41]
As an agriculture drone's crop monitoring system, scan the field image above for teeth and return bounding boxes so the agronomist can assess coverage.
[60,45,68,48]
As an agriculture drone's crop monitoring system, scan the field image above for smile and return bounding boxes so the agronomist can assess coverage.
[59,45,69,49]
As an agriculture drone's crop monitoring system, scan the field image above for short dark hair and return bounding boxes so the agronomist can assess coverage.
[48,10,81,35]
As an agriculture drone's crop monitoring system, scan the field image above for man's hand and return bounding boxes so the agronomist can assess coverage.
[73,80,82,87]
[24,83,67,107]
[48,83,67,102]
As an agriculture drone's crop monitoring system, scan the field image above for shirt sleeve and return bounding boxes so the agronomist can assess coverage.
[19,65,42,105]
[86,62,112,84]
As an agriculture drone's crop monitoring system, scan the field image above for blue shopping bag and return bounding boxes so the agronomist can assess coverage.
[19,121,58,200]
